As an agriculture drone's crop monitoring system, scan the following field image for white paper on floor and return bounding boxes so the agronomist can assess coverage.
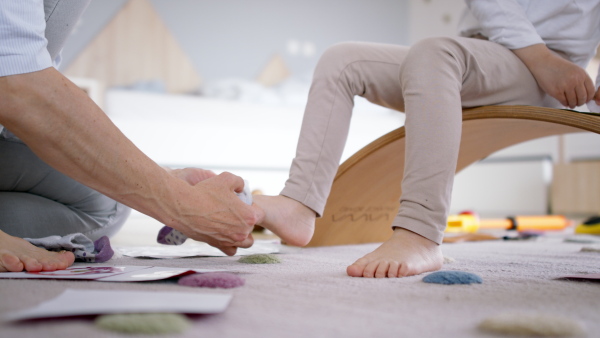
[117,239,280,259]
[2,289,232,322]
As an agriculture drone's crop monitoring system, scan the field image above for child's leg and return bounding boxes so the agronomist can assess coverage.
[348,37,547,277]
[258,38,547,278]
[255,42,411,246]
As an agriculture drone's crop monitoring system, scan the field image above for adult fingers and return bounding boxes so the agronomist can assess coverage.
[218,171,246,193]
[188,168,217,182]
[196,236,238,256]
[211,237,254,256]
[234,233,254,249]
[218,173,264,226]
[218,245,238,256]
[173,168,217,186]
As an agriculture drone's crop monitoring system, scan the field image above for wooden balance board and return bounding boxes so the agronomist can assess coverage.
[307,105,600,247]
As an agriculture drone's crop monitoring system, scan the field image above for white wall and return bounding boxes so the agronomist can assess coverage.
[106,90,404,195]
[450,158,553,217]
[62,0,410,84]
[408,0,466,44]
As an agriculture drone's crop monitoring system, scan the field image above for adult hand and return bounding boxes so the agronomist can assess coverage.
[167,171,264,256]
[512,44,596,109]
[0,68,263,257]
[165,167,217,185]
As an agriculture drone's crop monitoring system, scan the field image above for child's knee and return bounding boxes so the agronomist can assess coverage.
[400,37,466,85]
[314,42,372,76]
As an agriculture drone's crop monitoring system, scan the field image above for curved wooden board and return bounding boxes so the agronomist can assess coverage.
[307,106,600,247]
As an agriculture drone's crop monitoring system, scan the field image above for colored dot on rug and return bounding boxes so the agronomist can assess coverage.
[478,313,586,337]
[95,313,190,334]
[178,272,245,288]
[422,270,482,285]
[238,254,281,264]
[580,245,600,253]
[443,256,456,264]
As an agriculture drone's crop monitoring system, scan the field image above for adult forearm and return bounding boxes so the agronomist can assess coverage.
[0,68,261,254]
[0,67,181,225]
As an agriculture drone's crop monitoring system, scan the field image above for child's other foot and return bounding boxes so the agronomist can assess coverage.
[252,195,315,247]
[347,228,443,278]
[0,230,75,272]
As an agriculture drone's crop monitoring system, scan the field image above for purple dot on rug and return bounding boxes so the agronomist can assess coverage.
[178,272,245,289]
[156,226,173,245]
[93,236,114,263]
[422,270,482,285]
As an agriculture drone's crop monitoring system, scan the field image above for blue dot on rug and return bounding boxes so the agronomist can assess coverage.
[178,272,245,288]
[422,270,483,285]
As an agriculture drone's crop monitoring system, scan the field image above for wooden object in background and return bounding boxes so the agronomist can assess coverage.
[256,54,290,87]
[307,106,600,247]
[64,0,201,94]
[552,161,600,215]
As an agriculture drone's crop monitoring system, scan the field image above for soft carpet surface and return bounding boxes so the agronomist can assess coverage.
[1,234,599,337]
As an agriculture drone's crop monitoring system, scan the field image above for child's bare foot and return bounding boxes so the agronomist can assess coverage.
[252,195,315,246]
[0,230,75,272]
[347,228,443,278]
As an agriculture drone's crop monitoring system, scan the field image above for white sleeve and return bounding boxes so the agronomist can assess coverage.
[463,0,544,50]
[0,0,52,77]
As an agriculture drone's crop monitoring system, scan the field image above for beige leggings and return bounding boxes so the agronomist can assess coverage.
[281,36,558,244]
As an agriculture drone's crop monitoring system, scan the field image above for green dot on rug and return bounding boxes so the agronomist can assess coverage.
[238,254,281,264]
[95,313,190,334]
[478,313,586,337]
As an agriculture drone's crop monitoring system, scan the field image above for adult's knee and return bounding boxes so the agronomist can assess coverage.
[0,192,130,240]
[93,202,131,240]
[76,193,131,240]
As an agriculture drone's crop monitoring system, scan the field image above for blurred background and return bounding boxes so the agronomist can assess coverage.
[59,0,599,223]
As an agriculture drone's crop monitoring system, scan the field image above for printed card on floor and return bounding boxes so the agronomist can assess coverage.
[0,265,226,282]
[117,239,280,259]
[556,273,600,281]
[2,289,233,322]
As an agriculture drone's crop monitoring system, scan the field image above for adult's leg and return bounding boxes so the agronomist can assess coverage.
[255,42,411,246]
[0,230,75,272]
[349,37,547,277]
[0,135,130,271]
[0,136,130,240]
